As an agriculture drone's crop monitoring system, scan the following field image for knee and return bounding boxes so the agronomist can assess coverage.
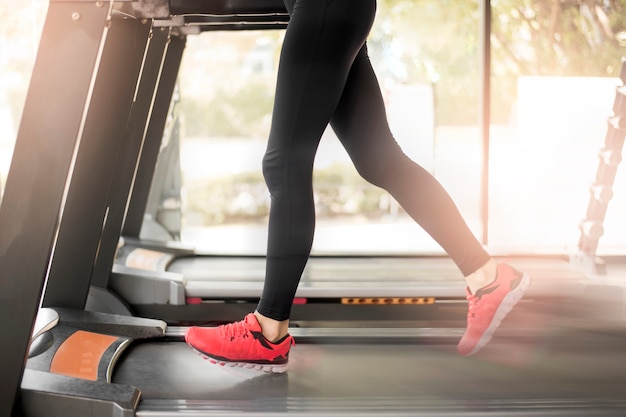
[355,160,390,189]
[351,144,400,188]
[262,151,282,194]
[262,150,313,195]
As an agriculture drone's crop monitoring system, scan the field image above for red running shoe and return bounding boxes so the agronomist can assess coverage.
[457,262,531,356]
[185,313,294,373]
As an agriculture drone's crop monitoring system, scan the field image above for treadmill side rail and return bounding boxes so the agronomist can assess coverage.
[22,308,169,417]
[110,264,187,306]
[54,307,167,340]
[21,369,140,417]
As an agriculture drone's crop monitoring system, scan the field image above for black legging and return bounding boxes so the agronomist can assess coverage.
[257,0,490,321]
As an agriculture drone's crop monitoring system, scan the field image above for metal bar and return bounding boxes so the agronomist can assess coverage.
[0,3,112,415]
[169,0,286,15]
[136,400,626,417]
[42,14,152,309]
[91,26,172,288]
[47,0,171,20]
[166,326,464,341]
[479,0,492,244]
[123,34,186,237]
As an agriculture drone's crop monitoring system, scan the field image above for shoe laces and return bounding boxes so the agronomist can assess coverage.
[466,293,480,322]
[218,316,254,341]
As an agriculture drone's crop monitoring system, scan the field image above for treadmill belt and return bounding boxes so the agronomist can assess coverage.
[113,327,626,416]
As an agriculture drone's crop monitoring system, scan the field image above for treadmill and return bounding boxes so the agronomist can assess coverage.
[3,1,626,416]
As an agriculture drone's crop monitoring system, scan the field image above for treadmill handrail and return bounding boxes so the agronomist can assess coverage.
[169,0,287,16]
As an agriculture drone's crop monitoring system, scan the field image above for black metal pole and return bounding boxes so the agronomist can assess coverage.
[479,0,492,245]
[0,3,111,415]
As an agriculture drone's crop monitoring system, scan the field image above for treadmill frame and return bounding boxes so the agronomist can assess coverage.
[0,1,287,415]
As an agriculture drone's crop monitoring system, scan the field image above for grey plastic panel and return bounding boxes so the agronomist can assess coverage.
[110,264,187,305]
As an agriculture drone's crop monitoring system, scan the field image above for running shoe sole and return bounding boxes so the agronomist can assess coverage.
[188,345,289,373]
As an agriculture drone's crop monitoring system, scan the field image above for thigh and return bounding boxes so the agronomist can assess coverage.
[330,44,397,166]
[269,0,377,153]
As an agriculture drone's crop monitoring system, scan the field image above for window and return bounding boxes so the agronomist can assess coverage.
[174,1,626,256]
[176,2,484,255]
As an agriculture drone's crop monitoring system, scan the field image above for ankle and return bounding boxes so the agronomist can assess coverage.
[465,259,498,294]
[253,311,289,342]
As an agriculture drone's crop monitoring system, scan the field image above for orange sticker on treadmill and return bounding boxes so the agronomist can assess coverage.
[50,330,119,381]
[125,248,168,270]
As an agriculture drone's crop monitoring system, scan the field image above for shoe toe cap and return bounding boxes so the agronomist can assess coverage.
[185,326,205,347]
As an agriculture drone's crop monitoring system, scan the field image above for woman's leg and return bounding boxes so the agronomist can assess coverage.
[257,0,377,323]
[185,2,377,370]
[329,45,530,356]
[330,44,491,278]
[186,0,530,365]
